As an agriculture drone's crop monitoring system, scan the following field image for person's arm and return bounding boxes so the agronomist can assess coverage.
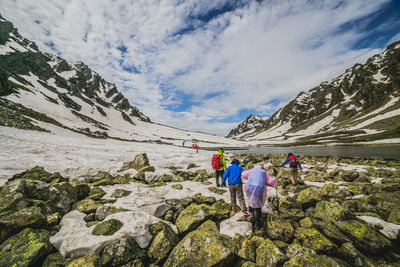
[241,170,250,180]
[265,172,277,187]
[222,167,229,184]
[280,158,289,167]
[222,155,227,170]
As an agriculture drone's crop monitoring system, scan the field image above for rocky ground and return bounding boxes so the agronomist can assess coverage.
[0,153,399,267]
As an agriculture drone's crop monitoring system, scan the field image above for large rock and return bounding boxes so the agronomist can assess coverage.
[296,187,322,208]
[120,153,150,171]
[312,200,354,222]
[339,170,360,182]
[147,223,180,264]
[92,219,123,236]
[0,228,54,267]
[9,166,68,183]
[294,227,336,253]
[238,236,264,262]
[101,236,145,266]
[267,214,294,242]
[175,204,214,234]
[164,220,236,267]
[73,198,101,214]
[67,253,101,267]
[334,219,391,253]
[256,238,287,266]
[71,181,90,200]
[0,176,78,242]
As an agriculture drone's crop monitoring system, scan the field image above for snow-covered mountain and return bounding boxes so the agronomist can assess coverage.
[0,15,243,146]
[226,114,264,138]
[229,41,400,145]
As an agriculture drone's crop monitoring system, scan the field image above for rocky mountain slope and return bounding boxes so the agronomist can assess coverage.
[227,114,264,138]
[229,41,400,145]
[0,14,239,145]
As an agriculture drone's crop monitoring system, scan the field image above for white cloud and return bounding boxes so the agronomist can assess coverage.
[0,0,397,136]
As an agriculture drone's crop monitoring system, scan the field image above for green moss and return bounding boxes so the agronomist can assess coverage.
[92,219,123,236]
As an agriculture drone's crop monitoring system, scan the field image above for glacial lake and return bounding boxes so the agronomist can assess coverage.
[227,145,400,160]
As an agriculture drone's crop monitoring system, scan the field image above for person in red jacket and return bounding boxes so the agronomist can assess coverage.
[280,153,302,184]
[194,144,199,153]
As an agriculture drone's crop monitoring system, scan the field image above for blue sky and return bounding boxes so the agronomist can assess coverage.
[0,0,399,135]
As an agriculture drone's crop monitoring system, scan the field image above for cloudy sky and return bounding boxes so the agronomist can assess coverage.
[1,0,400,136]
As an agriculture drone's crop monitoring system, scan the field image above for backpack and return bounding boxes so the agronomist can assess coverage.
[211,154,221,170]
[289,156,298,168]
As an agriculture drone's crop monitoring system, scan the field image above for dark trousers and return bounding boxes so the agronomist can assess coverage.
[228,184,247,212]
[215,170,224,187]
[249,206,262,227]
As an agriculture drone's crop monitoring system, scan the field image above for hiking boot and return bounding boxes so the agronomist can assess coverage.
[242,211,249,216]
[232,210,236,214]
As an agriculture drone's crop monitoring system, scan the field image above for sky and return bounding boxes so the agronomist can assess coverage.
[0,0,399,136]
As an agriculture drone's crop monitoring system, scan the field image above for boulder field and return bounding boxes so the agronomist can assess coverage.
[0,153,399,266]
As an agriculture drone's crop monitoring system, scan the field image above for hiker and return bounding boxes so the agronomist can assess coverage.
[211,148,227,187]
[182,140,185,146]
[242,163,277,227]
[194,144,199,153]
[222,159,248,216]
[280,153,302,185]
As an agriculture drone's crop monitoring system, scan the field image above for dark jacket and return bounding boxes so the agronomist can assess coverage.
[222,162,245,185]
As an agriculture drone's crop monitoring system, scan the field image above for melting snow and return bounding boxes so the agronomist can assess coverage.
[358,216,400,240]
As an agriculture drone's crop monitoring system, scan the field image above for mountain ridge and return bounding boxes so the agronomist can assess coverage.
[228,41,400,145]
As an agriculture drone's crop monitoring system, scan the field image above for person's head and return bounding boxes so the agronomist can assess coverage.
[254,163,264,169]
[218,148,224,153]
[231,159,239,165]
[288,153,293,157]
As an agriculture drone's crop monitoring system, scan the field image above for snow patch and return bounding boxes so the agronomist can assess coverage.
[358,216,400,240]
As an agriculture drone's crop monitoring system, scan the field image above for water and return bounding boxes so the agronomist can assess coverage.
[227,145,400,160]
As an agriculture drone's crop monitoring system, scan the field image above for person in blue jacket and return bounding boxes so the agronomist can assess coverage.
[222,159,248,216]
[280,153,302,184]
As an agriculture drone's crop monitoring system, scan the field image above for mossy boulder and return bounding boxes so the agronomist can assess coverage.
[191,194,217,205]
[278,196,302,210]
[164,220,236,267]
[0,228,54,267]
[211,201,231,220]
[334,219,391,253]
[256,238,287,266]
[9,166,68,183]
[71,181,90,200]
[283,254,346,267]
[101,236,145,266]
[42,253,66,267]
[120,153,150,171]
[72,198,101,214]
[294,227,336,253]
[171,184,183,190]
[338,242,366,267]
[111,189,131,198]
[175,204,214,234]
[339,170,360,182]
[296,187,322,208]
[313,200,354,222]
[208,186,227,195]
[299,217,314,228]
[238,236,264,262]
[148,224,180,264]
[92,219,123,236]
[66,253,101,267]
[87,187,106,200]
[279,208,305,221]
[388,207,400,224]
[95,204,128,221]
[267,214,294,242]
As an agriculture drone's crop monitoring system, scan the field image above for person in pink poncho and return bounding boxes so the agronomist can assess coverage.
[241,163,277,227]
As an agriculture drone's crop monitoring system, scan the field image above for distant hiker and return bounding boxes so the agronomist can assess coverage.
[194,144,199,153]
[182,140,185,146]
[242,163,277,227]
[211,148,227,187]
[280,153,302,185]
[192,144,195,149]
[222,159,248,216]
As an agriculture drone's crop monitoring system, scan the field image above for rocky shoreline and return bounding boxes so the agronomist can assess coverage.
[0,153,399,266]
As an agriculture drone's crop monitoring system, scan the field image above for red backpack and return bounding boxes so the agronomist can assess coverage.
[289,155,298,168]
[211,154,221,170]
